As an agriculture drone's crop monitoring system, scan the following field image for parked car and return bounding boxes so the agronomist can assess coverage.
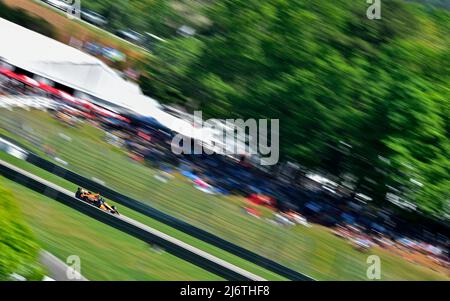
[80,10,108,27]
[83,41,103,56]
[102,47,126,62]
[177,25,196,37]
[42,0,71,11]
[115,29,144,44]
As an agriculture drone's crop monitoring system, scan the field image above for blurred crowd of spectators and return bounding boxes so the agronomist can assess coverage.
[1,77,448,274]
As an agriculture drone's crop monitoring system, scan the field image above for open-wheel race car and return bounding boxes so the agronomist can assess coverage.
[75,187,120,215]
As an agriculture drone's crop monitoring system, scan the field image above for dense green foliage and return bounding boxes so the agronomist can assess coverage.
[141,0,449,219]
[0,178,42,280]
[0,1,55,37]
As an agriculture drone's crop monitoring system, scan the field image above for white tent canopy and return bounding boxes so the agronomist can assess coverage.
[0,18,211,141]
[0,18,158,113]
[134,104,204,139]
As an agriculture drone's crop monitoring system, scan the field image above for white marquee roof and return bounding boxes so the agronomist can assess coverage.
[0,18,212,140]
[0,18,158,112]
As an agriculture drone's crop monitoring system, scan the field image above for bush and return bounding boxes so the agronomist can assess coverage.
[0,1,56,38]
[0,178,43,280]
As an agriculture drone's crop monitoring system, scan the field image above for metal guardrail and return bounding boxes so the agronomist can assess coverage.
[0,159,263,281]
[0,134,314,280]
[0,137,28,159]
[24,153,314,281]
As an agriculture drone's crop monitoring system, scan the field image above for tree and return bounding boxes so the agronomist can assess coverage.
[0,180,43,280]
[139,37,205,106]
[0,1,55,38]
[140,0,450,218]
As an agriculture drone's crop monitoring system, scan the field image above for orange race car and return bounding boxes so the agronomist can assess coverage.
[75,187,120,215]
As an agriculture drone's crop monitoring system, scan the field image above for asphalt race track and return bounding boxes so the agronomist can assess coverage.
[25,153,314,281]
[0,158,266,281]
[0,135,314,280]
[39,250,88,281]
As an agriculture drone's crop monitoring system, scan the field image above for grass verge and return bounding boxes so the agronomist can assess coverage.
[0,176,223,280]
[0,108,448,280]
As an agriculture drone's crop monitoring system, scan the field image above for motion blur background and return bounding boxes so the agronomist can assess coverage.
[0,0,449,280]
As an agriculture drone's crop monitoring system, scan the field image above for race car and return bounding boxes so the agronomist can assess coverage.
[75,187,120,215]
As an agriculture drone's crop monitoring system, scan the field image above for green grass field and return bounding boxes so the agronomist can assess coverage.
[0,152,286,280]
[0,108,448,280]
[0,177,223,280]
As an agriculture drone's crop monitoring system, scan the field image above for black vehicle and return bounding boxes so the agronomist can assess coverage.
[80,9,108,27]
